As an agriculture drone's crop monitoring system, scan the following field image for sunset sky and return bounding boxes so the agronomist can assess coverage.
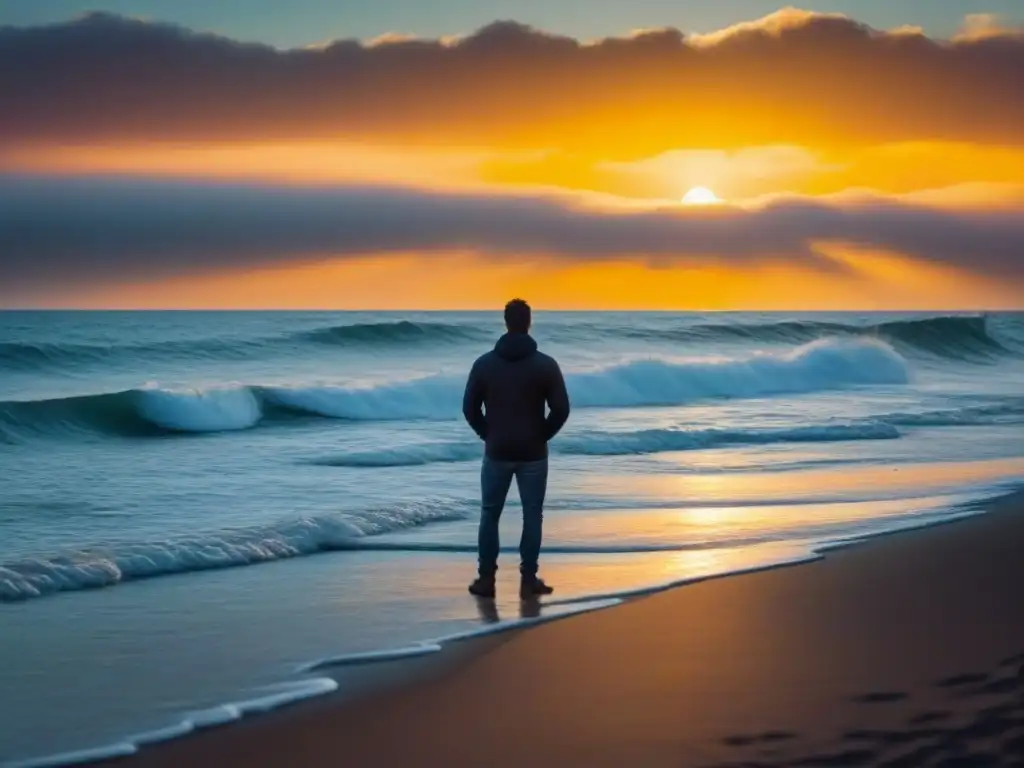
[2,2,1024,309]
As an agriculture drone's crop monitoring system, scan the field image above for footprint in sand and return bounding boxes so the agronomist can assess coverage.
[851,691,908,704]
[844,726,950,749]
[998,652,1024,668]
[934,672,988,688]
[970,674,1021,696]
[790,747,877,766]
[721,735,755,747]
[907,709,951,725]
[721,731,797,748]
[758,731,797,743]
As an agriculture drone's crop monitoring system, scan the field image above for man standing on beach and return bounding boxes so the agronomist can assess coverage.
[462,299,571,599]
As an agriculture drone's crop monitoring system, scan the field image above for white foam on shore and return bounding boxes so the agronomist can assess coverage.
[299,644,444,673]
[5,742,139,768]
[427,598,624,644]
[300,597,625,674]
[6,678,339,768]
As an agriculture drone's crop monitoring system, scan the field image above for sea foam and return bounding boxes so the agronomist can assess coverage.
[134,386,262,433]
[0,501,472,602]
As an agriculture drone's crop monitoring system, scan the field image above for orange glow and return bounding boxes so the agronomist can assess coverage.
[29,250,1020,311]
[9,140,1024,204]
[586,457,1024,505]
[5,136,1024,309]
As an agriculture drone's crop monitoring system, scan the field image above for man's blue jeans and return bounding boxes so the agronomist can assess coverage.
[478,456,548,579]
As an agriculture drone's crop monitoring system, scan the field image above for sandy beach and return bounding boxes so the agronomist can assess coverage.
[106,489,1024,767]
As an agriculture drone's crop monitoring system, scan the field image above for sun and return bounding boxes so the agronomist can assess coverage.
[681,186,721,205]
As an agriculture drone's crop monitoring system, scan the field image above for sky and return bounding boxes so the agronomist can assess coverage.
[3,0,1022,47]
[2,3,1024,309]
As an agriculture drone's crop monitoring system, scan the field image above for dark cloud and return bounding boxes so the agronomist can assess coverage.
[1,174,1021,297]
[1,11,1023,154]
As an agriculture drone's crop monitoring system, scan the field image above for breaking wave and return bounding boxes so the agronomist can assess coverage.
[0,338,910,441]
[0,387,264,441]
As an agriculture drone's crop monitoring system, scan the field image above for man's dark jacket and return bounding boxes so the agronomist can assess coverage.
[462,333,570,461]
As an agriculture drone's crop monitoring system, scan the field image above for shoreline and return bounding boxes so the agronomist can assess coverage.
[88,485,1024,767]
[6,482,1013,768]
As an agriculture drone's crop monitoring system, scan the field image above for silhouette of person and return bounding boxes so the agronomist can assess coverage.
[462,299,570,599]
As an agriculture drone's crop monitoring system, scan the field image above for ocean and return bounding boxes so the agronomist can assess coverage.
[2,310,1023,765]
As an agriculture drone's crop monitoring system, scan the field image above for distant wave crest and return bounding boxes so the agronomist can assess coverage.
[306,399,1024,468]
[309,399,1024,473]
[644,314,1019,361]
[0,320,484,372]
[298,320,483,346]
[5,315,1018,375]
[878,400,1024,427]
[0,338,910,441]
[312,422,901,468]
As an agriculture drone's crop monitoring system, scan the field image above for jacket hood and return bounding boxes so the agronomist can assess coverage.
[494,332,538,362]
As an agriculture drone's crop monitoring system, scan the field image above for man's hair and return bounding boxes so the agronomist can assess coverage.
[504,298,532,334]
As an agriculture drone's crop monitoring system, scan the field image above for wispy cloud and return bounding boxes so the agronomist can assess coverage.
[2,175,1021,299]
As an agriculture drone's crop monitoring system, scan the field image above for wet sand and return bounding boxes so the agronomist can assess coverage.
[113,490,1024,767]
